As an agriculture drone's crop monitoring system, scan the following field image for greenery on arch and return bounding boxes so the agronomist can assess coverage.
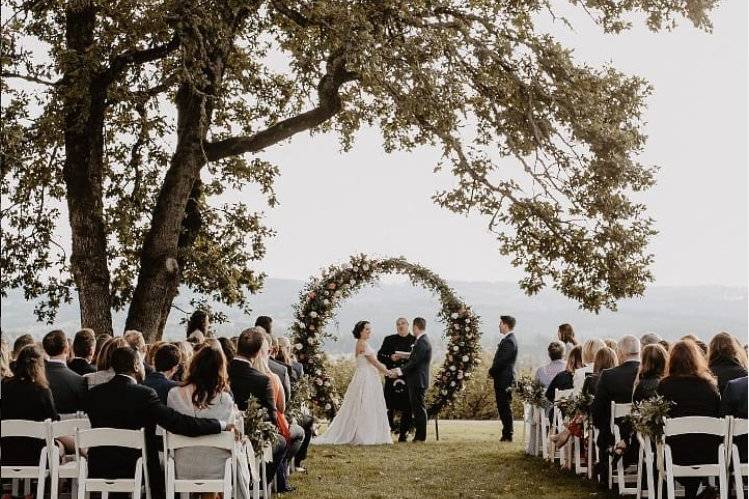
[290,254,481,419]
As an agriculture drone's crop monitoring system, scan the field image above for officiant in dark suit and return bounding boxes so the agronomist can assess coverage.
[488,315,518,442]
[377,317,416,441]
[390,317,432,442]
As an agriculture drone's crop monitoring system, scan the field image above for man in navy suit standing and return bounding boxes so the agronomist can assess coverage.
[488,315,518,442]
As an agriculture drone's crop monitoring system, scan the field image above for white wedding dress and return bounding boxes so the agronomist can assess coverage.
[312,343,392,445]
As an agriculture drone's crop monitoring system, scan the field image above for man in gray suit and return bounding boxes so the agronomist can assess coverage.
[388,317,432,442]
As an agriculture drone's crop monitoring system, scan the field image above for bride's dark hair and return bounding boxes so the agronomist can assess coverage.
[352,321,369,339]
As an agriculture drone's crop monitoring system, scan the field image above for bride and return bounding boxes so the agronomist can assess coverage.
[312,320,393,445]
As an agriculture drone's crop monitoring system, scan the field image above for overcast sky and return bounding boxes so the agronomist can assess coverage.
[245,1,748,289]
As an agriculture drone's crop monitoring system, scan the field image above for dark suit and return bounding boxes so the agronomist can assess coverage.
[68,357,97,376]
[86,375,221,497]
[658,376,721,499]
[398,334,432,441]
[591,360,640,483]
[269,357,292,404]
[378,333,416,436]
[709,359,748,394]
[545,370,573,404]
[142,371,180,405]
[45,359,87,414]
[1,378,59,466]
[488,332,518,439]
[290,361,304,384]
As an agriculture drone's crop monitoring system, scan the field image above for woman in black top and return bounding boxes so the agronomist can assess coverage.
[632,344,668,403]
[707,332,748,394]
[658,339,722,499]
[1,345,61,466]
[553,345,618,450]
[546,345,583,403]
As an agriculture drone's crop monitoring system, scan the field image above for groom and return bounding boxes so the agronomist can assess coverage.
[387,317,432,442]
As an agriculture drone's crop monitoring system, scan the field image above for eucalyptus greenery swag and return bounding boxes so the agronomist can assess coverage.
[511,374,549,409]
[242,396,279,458]
[290,254,482,419]
[626,395,673,440]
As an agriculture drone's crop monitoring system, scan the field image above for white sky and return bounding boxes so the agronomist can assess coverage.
[249,1,748,288]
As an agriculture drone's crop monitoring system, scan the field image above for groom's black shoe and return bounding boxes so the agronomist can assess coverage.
[500,435,513,442]
[398,435,408,442]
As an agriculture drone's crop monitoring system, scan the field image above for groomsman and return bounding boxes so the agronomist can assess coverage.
[488,315,518,442]
[377,317,416,440]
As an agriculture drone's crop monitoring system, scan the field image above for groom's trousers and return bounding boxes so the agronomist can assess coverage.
[494,383,513,439]
[409,385,428,441]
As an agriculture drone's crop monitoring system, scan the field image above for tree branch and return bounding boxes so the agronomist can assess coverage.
[1,71,60,86]
[204,54,357,162]
[100,34,180,84]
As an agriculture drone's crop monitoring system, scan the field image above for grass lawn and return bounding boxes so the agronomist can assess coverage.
[289,420,616,498]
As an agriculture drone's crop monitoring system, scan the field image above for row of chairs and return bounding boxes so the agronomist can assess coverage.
[523,394,748,499]
[1,415,278,498]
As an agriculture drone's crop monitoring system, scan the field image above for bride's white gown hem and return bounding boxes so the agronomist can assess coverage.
[312,343,392,445]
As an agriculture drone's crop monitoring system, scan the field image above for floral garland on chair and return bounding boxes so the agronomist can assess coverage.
[290,254,482,419]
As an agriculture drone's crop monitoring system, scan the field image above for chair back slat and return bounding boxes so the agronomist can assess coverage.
[610,402,632,420]
[1,419,50,439]
[51,418,91,438]
[732,418,748,437]
[77,428,145,449]
[166,431,235,451]
[664,416,728,437]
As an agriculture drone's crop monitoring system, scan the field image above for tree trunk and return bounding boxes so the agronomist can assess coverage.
[125,83,212,342]
[62,5,114,336]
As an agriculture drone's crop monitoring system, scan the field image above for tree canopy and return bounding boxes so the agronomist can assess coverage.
[1,0,716,339]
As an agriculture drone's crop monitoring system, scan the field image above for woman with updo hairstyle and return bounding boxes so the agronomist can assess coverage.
[186,310,211,339]
[352,320,369,339]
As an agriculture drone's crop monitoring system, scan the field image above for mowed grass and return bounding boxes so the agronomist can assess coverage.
[289,420,616,498]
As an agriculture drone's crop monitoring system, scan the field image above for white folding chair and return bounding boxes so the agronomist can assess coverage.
[1,419,51,499]
[729,417,748,499]
[259,442,273,498]
[635,433,656,499]
[573,418,589,476]
[610,402,637,494]
[163,431,236,499]
[76,427,151,499]
[553,388,574,467]
[538,405,552,460]
[50,417,91,499]
[663,416,729,499]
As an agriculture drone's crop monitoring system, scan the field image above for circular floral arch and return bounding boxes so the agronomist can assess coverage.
[290,254,482,419]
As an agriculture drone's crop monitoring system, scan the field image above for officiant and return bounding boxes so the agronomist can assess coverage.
[377,317,416,441]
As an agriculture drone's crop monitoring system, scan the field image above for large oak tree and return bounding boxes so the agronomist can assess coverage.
[1,0,716,341]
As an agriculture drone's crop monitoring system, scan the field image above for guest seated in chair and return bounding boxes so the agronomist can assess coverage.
[545,345,583,404]
[1,345,64,465]
[167,342,239,495]
[658,339,721,499]
[707,332,748,394]
[43,329,87,415]
[68,328,97,376]
[84,336,128,389]
[86,346,229,498]
[591,335,641,485]
[143,343,181,404]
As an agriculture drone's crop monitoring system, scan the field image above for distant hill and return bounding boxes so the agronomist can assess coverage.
[2,279,746,367]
